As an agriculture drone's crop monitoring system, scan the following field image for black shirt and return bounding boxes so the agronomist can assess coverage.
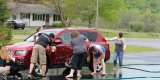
[35,33,52,48]
[0,57,6,67]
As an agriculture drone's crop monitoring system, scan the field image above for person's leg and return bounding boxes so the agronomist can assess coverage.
[118,51,124,74]
[66,53,79,78]
[113,52,118,70]
[28,45,39,75]
[77,52,86,77]
[100,55,106,75]
[3,66,10,75]
[39,45,47,77]
[0,67,7,80]
[91,56,98,75]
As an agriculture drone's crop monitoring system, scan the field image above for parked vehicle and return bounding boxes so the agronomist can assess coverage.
[9,20,25,29]
[4,28,110,77]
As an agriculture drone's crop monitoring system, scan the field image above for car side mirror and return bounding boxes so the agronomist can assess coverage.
[54,38,62,45]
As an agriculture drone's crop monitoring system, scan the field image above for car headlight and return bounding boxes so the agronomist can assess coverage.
[16,50,27,55]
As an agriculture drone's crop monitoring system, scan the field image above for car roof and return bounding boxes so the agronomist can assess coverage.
[41,28,98,33]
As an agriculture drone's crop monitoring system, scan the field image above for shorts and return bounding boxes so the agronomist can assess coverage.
[30,44,46,65]
[93,46,106,59]
[0,67,6,74]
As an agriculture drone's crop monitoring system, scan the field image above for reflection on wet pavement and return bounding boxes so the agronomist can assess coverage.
[1,63,160,80]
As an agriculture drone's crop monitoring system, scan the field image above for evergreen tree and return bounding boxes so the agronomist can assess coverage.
[0,0,10,25]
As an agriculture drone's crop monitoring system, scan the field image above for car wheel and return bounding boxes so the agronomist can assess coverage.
[21,28,24,30]
[7,72,23,79]
[10,69,20,74]
[32,58,49,77]
[88,57,102,72]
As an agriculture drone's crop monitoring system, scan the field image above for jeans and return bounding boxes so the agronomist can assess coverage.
[113,51,123,68]
[71,52,86,70]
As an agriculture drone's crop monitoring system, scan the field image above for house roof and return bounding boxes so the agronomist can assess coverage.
[8,2,59,14]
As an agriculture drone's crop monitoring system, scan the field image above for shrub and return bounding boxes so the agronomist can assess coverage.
[52,22,63,27]
[129,21,144,32]
[0,25,12,48]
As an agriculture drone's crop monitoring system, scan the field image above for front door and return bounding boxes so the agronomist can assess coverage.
[45,14,49,25]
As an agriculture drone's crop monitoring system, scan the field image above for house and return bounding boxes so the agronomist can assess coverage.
[7,2,61,26]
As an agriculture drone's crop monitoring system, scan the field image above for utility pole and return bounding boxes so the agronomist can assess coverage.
[96,0,99,30]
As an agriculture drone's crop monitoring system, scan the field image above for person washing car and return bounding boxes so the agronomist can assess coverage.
[27,33,56,80]
[65,30,89,78]
[0,47,11,80]
[87,44,106,76]
[107,32,126,75]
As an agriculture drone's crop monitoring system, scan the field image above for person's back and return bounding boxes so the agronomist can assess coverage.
[36,33,52,48]
[71,34,87,53]
[0,57,6,67]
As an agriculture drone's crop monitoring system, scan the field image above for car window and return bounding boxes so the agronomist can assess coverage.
[79,32,90,41]
[13,20,23,23]
[24,31,57,42]
[88,32,98,42]
[58,32,71,44]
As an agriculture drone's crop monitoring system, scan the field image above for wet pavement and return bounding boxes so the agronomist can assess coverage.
[2,38,160,80]
[1,63,160,80]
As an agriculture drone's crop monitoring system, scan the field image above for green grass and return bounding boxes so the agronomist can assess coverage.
[26,26,39,30]
[71,26,160,39]
[9,39,24,44]
[109,44,160,53]
[12,29,33,35]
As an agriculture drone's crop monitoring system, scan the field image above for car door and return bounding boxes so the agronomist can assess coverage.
[52,32,72,64]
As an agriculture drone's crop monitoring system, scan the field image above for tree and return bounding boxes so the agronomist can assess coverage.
[0,0,12,48]
[99,0,125,25]
[41,0,84,27]
[0,0,10,25]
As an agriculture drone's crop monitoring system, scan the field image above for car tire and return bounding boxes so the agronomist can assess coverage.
[88,57,102,72]
[21,28,24,30]
[10,69,20,74]
[32,57,49,77]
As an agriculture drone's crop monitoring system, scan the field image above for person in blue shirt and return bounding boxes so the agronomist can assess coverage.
[88,44,106,75]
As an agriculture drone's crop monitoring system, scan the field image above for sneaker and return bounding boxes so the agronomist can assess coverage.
[27,74,32,79]
[1,74,7,80]
[42,76,49,80]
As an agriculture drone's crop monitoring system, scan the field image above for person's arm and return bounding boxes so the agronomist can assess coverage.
[122,38,126,50]
[85,39,89,42]
[33,34,38,44]
[107,37,117,41]
[82,35,89,42]
[87,47,91,62]
[97,46,105,59]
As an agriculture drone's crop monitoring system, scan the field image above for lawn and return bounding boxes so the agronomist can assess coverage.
[9,39,24,44]
[71,26,159,39]
[109,44,159,53]
[12,29,33,35]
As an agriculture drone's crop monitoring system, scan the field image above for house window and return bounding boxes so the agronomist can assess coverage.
[21,13,30,19]
[53,14,61,21]
[12,14,16,20]
[34,14,43,21]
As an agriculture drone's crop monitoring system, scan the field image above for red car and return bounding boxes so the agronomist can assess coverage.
[4,28,110,77]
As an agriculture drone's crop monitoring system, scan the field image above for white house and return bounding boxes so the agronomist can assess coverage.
[7,3,61,26]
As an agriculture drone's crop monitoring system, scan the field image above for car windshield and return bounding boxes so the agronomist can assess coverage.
[24,31,57,42]
[14,20,23,23]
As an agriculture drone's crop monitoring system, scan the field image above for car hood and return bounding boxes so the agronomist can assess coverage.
[5,42,34,50]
